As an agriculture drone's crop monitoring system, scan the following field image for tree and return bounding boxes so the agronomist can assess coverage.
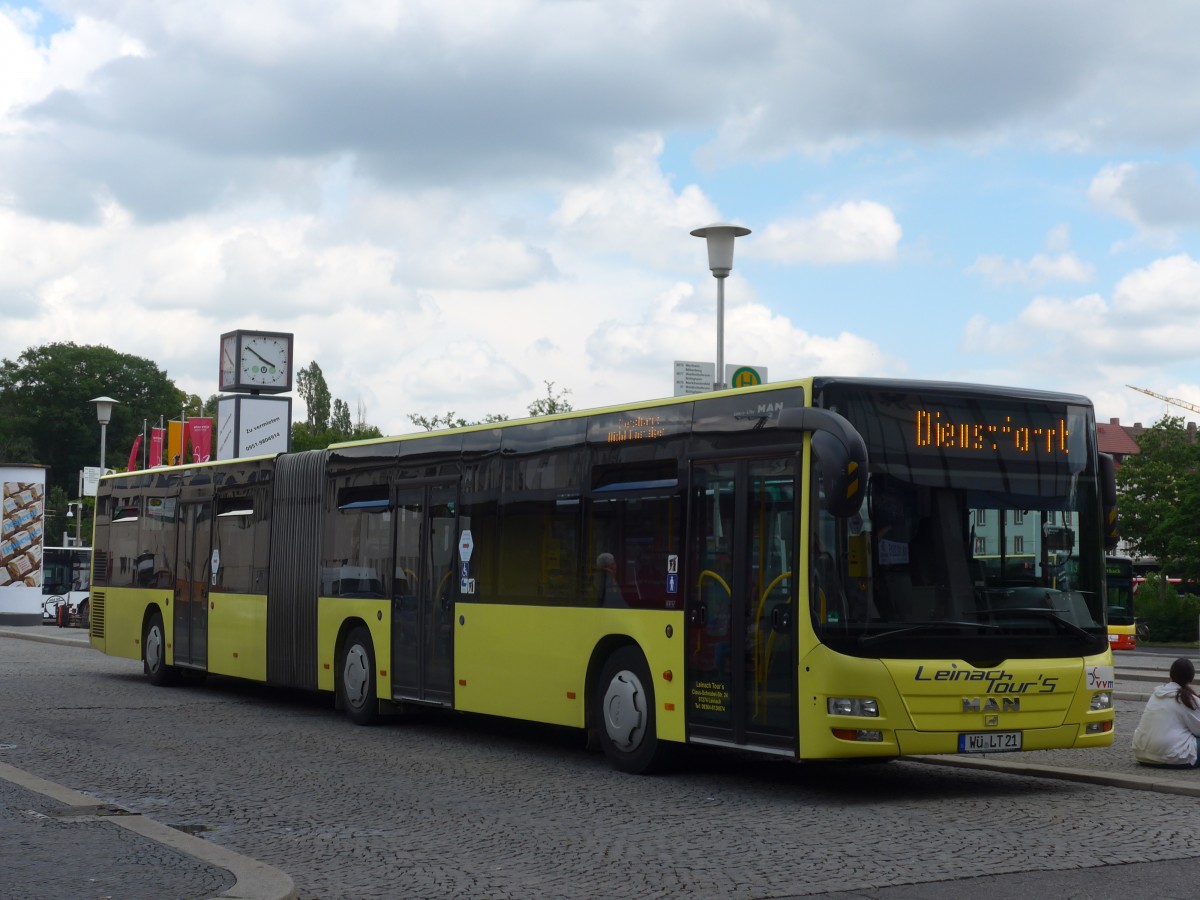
[331,398,352,436]
[289,360,382,450]
[528,381,572,417]
[0,343,184,494]
[407,382,573,432]
[1116,415,1200,584]
[297,362,331,433]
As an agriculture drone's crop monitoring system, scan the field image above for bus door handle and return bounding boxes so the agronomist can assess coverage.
[771,606,791,631]
[687,605,707,626]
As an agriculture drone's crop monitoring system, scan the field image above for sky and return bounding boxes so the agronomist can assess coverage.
[5,1,1200,435]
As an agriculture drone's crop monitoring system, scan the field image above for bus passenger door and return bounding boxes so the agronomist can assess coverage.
[391,483,457,705]
[174,502,211,669]
[686,458,797,754]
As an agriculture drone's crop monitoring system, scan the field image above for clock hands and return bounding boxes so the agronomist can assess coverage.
[245,346,277,368]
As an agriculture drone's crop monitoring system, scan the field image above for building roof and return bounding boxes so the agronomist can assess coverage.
[1098,421,1141,457]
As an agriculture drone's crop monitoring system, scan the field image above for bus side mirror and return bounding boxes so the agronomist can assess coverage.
[777,408,868,518]
[1099,452,1118,552]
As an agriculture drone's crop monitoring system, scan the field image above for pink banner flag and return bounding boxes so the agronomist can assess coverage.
[149,427,165,467]
[126,434,143,472]
[187,418,213,463]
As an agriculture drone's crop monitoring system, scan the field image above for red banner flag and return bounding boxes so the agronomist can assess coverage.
[126,434,143,472]
[187,418,213,463]
[149,427,165,467]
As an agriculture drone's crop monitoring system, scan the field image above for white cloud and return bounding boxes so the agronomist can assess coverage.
[11,1,1200,436]
[552,135,719,269]
[963,255,1200,379]
[750,202,902,265]
[0,10,143,131]
[967,252,1094,286]
[1110,254,1200,319]
[1089,161,1200,239]
[968,224,1094,287]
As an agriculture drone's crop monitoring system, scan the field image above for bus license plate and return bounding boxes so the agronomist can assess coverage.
[958,731,1022,753]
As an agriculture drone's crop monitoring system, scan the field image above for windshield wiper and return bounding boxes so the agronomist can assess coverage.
[981,607,1095,640]
[859,620,1001,647]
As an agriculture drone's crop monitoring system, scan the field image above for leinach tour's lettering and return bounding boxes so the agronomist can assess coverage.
[914,409,1069,455]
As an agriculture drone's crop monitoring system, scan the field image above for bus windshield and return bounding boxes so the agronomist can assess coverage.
[812,383,1108,661]
[1106,556,1135,626]
[41,547,91,597]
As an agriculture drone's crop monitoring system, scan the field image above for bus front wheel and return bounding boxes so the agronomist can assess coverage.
[143,611,178,687]
[595,646,672,774]
[340,626,379,726]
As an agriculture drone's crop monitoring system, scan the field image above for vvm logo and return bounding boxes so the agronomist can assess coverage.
[730,367,762,388]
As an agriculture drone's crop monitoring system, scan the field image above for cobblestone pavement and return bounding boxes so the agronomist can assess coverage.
[0,776,236,900]
[2,628,1199,899]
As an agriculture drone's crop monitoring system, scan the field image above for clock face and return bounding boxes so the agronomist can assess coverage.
[219,334,238,389]
[240,334,290,388]
[219,330,293,393]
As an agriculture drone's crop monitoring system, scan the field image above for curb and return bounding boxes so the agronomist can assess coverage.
[0,630,91,649]
[912,754,1200,798]
[0,761,296,900]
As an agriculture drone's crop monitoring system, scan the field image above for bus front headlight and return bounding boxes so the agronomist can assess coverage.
[1090,691,1113,711]
[827,697,879,717]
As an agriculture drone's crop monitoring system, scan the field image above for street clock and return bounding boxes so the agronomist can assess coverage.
[219,330,294,394]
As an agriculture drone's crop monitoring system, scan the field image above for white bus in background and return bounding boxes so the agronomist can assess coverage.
[41,546,92,627]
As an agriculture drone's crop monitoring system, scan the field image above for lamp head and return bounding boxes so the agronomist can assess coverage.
[90,396,118,426]
[690,223,751,277]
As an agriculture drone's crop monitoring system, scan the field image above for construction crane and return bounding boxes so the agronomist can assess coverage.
[1127,384,1200,416]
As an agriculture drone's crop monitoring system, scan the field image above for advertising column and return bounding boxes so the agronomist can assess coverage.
[0,465,48,625]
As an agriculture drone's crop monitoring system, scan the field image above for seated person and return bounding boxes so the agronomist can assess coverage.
[596,552,629,608]
[1132,657,1200,768]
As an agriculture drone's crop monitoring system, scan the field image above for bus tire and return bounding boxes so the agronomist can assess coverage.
[143,610,178,687]
[595,646,672,775]
[78,599,89,631]
[340,626,379,726]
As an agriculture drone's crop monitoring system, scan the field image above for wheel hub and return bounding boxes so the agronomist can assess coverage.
[602,669,646,751]
[343,645,369,708]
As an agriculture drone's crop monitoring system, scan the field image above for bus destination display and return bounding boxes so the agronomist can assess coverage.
[914,409,1070,457]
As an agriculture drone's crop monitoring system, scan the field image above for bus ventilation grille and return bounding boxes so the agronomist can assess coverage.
[90,591,104,639]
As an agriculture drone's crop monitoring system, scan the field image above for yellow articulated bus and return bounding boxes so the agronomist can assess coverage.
[89,377,1118,773]
[1105,556,1137,651]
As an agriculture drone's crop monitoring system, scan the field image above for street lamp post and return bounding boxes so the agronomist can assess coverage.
[690,223,751,390]
[66,501,83,547]
[90,396,118,472]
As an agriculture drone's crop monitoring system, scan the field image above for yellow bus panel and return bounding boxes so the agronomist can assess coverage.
[453,604,687,742]
[315,598,391,694]
[796,644,1115,759]
[89,587,170,663]
[207,593,268,682]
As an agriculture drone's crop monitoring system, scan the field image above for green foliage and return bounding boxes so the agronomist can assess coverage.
[1116,415,1200,582]
[297,362,332,432]
[45,485,69,546]
[527,380,573,417]
[408,411,468,430]
[331,398,352,435]
[290,366,382,450]
[408,382,572,432]
[1135,575,1200,642]
[0,343,184,494]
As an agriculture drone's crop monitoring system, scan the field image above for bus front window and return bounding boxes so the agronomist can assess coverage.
[810,388,1109,661]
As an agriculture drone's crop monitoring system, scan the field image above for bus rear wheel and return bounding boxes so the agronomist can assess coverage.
[340,626,379,726]
[595,646,672,774]
[143,610,178,687]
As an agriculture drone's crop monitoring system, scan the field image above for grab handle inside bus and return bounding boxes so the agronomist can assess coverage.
[1099,452,1118,551]
[777,407,868,518]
